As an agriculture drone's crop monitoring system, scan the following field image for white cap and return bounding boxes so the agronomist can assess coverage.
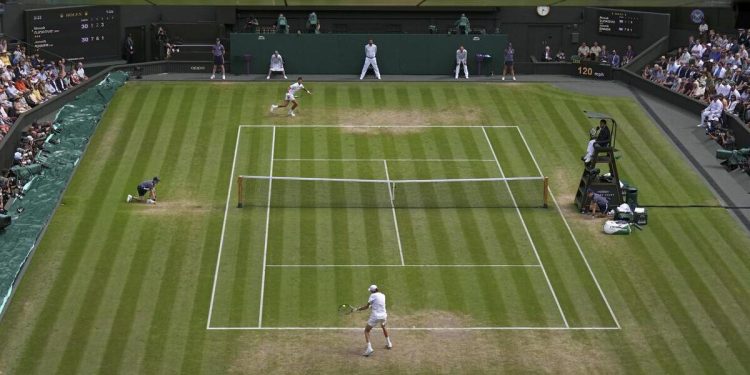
[368,285,378,292]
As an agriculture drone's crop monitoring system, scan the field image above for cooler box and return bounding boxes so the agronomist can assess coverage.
[614,204,633,221]
[634,207,648,225]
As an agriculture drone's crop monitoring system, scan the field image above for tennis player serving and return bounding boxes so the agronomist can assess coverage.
[270,76,311,117]
[355,284,393,356]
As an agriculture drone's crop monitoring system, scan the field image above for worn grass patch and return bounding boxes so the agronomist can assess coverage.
[336,107,482,135]
[229,330,617,374]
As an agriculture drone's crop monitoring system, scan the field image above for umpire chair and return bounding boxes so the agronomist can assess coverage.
[574,111,623,211]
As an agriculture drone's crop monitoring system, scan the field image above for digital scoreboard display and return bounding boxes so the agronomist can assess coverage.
[598,10,642,38]
[25,6,120,61]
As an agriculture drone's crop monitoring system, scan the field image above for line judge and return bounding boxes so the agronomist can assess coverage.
[359,39,381,80]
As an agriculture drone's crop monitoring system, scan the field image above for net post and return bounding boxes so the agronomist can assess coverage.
[543,176,549,208]
[237,176,244,208]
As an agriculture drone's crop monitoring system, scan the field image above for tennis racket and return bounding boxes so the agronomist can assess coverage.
[338,304,356,315]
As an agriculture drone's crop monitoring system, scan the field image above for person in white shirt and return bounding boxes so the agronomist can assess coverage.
[699,95,724,127]
[589,42,602,58]
[75,62,88,80]
[270,76,311,117]
[355,284,392,357]
[691,42,705,60]
[716,80,731,97]
[678,48,692,65]
[266,51,287,80]
[359,39,381,80]
[577,42,590,57]
[712,63,727,79]
[455,45,468,79]
[699,22,709,36]
[739,45,749,60]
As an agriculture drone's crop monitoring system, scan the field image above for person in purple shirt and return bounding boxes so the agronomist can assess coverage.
[587,190,609,217]
[623,45,636,65]
[127,176,160,204]
[210,38,226,80]
[708,46,722,62]
[610,50,621,68]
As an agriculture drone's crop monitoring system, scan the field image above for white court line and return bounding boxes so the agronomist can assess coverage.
[257,126,277,328]
[383,160,405,265]
[237,175,542,184]
[481,127,570,328]
[266,264,541,268]
[239,124,519,128]
[206,125,243,329]
[207,326,619,331]
[275,158,496,162]
[514,127,621,329]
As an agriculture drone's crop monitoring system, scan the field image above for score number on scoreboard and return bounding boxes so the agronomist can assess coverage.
[26,6,120,61]
[597,10,642,38]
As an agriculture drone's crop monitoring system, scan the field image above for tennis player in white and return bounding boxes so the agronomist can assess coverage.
[355,284,392,356]
[455,45,469,79]
[266,50,287,80]
[270,76,310,117]
[359,39,381,80]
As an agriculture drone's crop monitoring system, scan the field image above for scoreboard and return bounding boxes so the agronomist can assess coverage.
[597,10,642,38]
[25,6,120,61]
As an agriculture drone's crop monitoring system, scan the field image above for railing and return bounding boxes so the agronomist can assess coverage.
[0,60,219,170]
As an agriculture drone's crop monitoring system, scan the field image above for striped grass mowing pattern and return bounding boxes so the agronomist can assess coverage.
[0,82,747,374]
[211,125,577,329]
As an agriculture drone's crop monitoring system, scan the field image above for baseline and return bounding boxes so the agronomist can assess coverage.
[207,326,620,331]
[275,158,496,162]
[239,124,519,128]
[266,264,541,268]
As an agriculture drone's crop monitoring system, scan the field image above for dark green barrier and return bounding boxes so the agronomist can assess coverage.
[230,33,508,75]
[0,72,128,316]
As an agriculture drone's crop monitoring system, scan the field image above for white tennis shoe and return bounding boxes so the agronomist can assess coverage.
[270,104,277,113]
[126,194,132,203]
[363,348,374,357]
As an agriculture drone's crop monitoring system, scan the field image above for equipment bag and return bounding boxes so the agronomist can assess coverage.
[603,220,631,235]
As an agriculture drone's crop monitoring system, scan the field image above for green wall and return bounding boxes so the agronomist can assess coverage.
[230,33,508,75]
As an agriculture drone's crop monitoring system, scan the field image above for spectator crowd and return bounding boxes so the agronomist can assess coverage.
[0,38,86,216]
[1,120,53,215]
[640,27,750,149]
[540,40,636,68]
[0,40,88,144]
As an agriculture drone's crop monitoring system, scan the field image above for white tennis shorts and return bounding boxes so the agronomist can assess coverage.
[367,316,387,327]
[285,93,295,101]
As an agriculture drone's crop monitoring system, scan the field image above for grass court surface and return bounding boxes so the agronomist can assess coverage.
[0,81,749,374]
[209,124,614,330]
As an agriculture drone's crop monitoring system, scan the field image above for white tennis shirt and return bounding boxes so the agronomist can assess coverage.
[368,292,387,319]
[288,82,305,95]
[365,44,378,59]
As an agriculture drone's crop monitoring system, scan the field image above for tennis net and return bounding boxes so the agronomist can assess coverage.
[237,175,549,208]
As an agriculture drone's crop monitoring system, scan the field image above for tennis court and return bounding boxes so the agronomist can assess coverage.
[207,125,618,330]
